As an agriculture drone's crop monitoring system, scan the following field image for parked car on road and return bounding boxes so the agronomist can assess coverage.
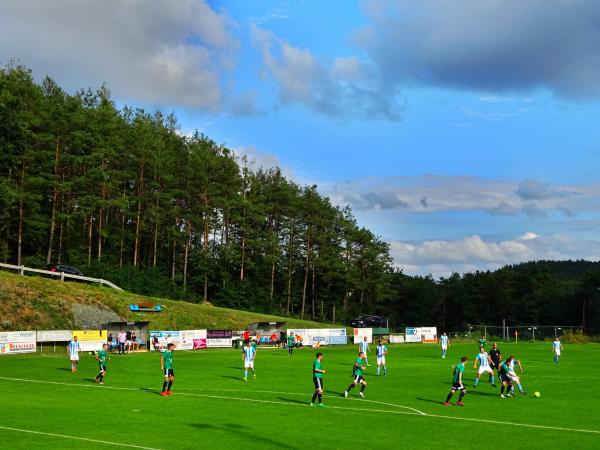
[45,264,84,277]
[350,315,386,328]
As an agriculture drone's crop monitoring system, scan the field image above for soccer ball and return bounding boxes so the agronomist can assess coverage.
[534,391,541,398]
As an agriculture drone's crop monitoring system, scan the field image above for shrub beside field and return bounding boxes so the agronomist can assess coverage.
[0,270,342,331]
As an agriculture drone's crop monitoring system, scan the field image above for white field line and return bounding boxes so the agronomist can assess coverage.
[1,377,599,436]
[0,425,161,449]
[177,387,426,415]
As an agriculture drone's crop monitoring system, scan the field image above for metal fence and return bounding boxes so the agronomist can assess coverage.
[0,262,123,291]
[465,323,582,342]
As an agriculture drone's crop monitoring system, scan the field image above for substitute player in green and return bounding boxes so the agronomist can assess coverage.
[161,343,175,396]
[344,351,368,398]
[478,335,487,349]
[444,356,468,406]
[311,352,327,407]
[94,343,110,385]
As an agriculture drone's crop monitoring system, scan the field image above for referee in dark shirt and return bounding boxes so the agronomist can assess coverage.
[489,342,501,372]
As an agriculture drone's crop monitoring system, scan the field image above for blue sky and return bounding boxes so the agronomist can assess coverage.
[2,0,600,276]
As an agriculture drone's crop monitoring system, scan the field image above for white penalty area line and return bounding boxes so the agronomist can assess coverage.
[0,425,161,450]
[1,377,599,436]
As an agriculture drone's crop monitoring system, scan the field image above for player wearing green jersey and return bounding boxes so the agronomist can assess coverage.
[161,343,175,396]
[499,356,514,398]
[444,356,468,406]
[311,352,327,407]
[287,334,295,356]
[94,343,110,384]
[478,336,487,349]
[344,352,368,399]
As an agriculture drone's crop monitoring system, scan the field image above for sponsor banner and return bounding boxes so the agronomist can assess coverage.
[328,336,348,345]
[150,331,182,350]
[78,340,104,352]
[180,330,206,350]
[423,334,437,343]
[207,330,233,339]
[37,330,73,342]
[420,327,437,335]
[353,328,373,344]
[73,330,107,341]
[206,338,232,348]
[193,339,207,349]
[287,329,309,345]
[389,335,405,344]
[0,331,36,354]
[327,328,347,337]
[405,334,422,343]
[406,327,421,336]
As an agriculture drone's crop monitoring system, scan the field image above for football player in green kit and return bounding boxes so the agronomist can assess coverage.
[94,343,110,385]
[161,343,175,396]
[311,352,327,407]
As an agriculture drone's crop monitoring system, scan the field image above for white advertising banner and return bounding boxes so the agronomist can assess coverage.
[287,329,309,345]
[389,335,405,344]
[78,340,104,352]
[420,327,437,335]
[180,330,206,350]
[405,334,422,343]
[0,331,36,354]
[206,338,232,348]
[353,328,373,344]
[37,330,73,342]
[150,331,182,350]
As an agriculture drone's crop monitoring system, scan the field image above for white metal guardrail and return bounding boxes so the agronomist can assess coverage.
[0,262,123,291]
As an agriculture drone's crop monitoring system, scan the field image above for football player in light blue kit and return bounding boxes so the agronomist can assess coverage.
[440,333,449,359]
[508,356,526,395]
[375,340,387,376]
[359,336,371,366]
[552,337,563,363]
[242,341,256,381]
[473,347,495,387]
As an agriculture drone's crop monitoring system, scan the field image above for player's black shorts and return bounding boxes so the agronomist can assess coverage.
[500,373,511,383]
[352,374,365,384]
[313,377,323,390]
[451,382,466,391]
[164,368,174,377]
[490,361,498,370]
[99,364,107,372]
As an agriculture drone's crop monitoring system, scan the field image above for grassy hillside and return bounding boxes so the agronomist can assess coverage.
[0,270,342,331]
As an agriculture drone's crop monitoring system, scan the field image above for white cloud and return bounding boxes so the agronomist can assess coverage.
[250,25,401,120]
[323,175,600,216]
[233,145,295,180]
[390,233,600,278]
[0,0,239,111]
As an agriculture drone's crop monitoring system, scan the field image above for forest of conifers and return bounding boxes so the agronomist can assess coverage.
[1,64,599,333]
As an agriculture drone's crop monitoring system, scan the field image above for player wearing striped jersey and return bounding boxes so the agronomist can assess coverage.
[473,347,496,387]
[376,340,387,376]
[242,341,256,381]
[507,356,526,395]
[311,352,327,407]
[440,333,449,358]
[499,357,514,398]
[359,336,370,366]
[344,352,368,398]
[444,356,468,406]
[552,337,563,363]
[160,343,175,396]
[67,336,81,373]
[94,343,110,384]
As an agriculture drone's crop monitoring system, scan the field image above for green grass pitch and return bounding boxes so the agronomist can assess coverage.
[0,342,599,449]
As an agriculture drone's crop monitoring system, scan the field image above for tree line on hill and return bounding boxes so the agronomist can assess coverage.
[1,64,599,333]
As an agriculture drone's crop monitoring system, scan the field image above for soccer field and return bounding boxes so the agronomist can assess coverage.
[1,342,599,449]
